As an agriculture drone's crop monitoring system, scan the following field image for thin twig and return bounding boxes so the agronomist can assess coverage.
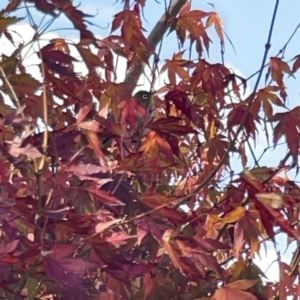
[278,21,300,58]
[0,66,21,109]
[225,18,300,97]
[38,51,49,169]
[220,37,260,167]
[173,0,280,208]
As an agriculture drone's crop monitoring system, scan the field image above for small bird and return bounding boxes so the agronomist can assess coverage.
[132,90,155,141]
[133,90,153,110]
[102,91,154,148]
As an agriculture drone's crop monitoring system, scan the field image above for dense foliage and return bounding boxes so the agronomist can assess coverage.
[0,0,300,299]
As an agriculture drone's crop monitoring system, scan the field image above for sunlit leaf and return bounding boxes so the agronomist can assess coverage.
[212,285,258,300]
[256,192,283,208]
[206,12,224,46]
[269,106,300,162]
[0,16,24,32]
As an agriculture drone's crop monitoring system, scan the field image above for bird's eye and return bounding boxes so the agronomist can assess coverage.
[142,94,149,100]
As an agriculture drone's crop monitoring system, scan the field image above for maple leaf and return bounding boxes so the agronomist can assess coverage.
[43,58,78,78]
[76,45,103,69]
[266,57,292,88]
[9,139,43,160]
[99,82,131,119]
[281,261,298,295]
[97,41,116,81]
[40,42,79,78]
[76,102,94,124]
[80,127,107,165]
[241,167,275,185]
[119,152,172,173]
[234,209,261,257]
[25,0,56,16]
[43,257,84,288]
[206,12,224,47]
[269,106,300,162]
[238,168,297,243]
[51,38,70,53]
[0,16,24,33]
[162,229,204,278]
[66,161,107,177]
[222,206,246,224]
[255,192,284,208]
[292,54,300,73]
[87,183,125,207]
[205,207,245,240]
[255,198,300,243]
[228,260,267,284]
[54,1,95,40]
[110,8,149,60]
[43,71,81,104]
[0,55,18,75]
[0,239,19,256]
[170,2,211,55]
[101,231,135,248]
[119,98,147,132]
[191,60,231,101]
[41,47,78,65]
[48,245,99,276]
[142,272,155,300]
[95,218,122,234]
[140,131,175,164]
[227,103,259,138]
[140,193,185,222]
[238,142,248,168]
[162,229,224,278]
[160,52,192,85]
[223,73,247,98]
[8,74,41,98]
[147,116,197,135]
[252,85,284,119]
[140,193,179,207]
[212,280,258,300]
[111,9,141,33]
[0,0,22,15]
[205,134,229,164]
[164,90,193,119]
[55,216,94,243]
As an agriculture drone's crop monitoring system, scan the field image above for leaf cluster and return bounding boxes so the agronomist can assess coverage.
[0,1,299,299]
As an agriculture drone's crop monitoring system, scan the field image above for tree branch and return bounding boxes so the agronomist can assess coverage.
[124,0,187,91]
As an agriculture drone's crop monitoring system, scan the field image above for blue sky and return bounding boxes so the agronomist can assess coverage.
[10,0,300,117]
[2,0,300,282]
[4,0,300,100]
